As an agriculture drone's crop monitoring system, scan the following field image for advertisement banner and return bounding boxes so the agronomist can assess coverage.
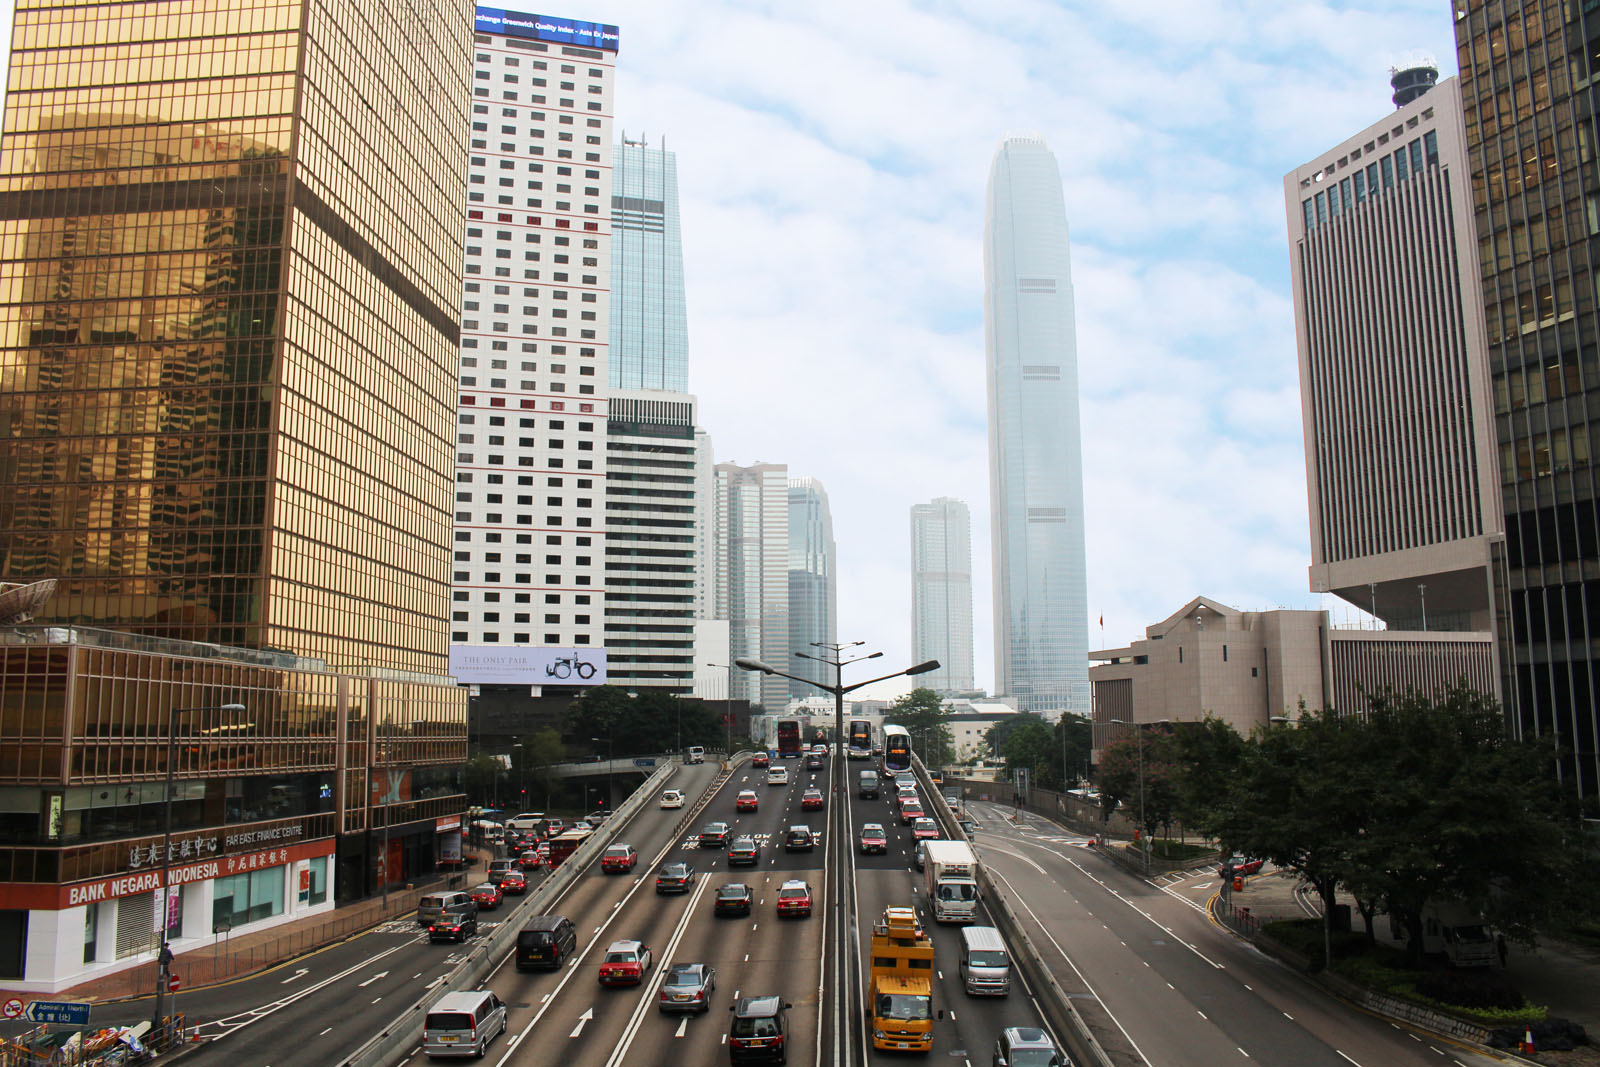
[472,7,620,52]
[450,645,607,686]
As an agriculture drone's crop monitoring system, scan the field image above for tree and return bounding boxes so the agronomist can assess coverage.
[510,728,565,810]
[1094,729,1179,840]
[563,686,727,755]
[464,753,506,807]
[888,688,955,767]
[1056,714,1094,790]
[1002,718,1055,790]
[985,713,1042,764]
[1170,716,1249,833]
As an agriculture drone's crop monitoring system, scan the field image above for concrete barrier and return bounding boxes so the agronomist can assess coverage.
[912,758,1114,1067]
[337,760,679,1067]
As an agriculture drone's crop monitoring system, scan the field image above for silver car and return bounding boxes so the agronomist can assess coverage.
[994,1026,1064,1067]
[657,962,716,1013]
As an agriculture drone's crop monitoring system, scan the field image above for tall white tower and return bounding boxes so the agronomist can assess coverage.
[983,137,1089,717]
[911,498,975,694]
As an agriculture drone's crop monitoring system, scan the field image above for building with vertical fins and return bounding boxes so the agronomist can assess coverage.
[1454,3,1599,801]
[911,498,975,695]
[787,477,837,698]
[983,137,1089,718]
[0,0,473,990]
[449,9,619,693]
[610,139,688,392]
[1284,68,1501,703]
[714,462,789,711]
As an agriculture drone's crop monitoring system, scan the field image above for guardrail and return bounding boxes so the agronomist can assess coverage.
[338,760,679,1067]
[912,757,1114,1067]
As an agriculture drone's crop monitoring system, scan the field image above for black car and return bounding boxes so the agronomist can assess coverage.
[714,882,753,916]
[656,862,695,894]
[784,825,815,852]
[699,821,732,850]
[427,915,477,943]
[727,835,761,866]
[729,995,792,1064]
[806,755,823,770]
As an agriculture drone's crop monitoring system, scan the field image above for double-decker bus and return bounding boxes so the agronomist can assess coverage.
[847,719,873,758]
[882,724,912,772]
[547,827,593,869]
[776,720,802,759]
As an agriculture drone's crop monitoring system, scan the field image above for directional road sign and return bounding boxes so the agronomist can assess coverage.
[633,757,656,768]
[24,1001,89,1025]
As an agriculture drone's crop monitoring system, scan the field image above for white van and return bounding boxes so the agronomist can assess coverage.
[958,925,1011,996]
[686,745,706,764]
[424,989,508,1058]
[767,765,789,786]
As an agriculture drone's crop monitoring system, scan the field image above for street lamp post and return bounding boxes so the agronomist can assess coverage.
[590,736,613,813]
[736,648,938,1067]
[512,742,525,812]
[1108,718,1168,872]
[706,662,736,754]
[154,702,245,1034]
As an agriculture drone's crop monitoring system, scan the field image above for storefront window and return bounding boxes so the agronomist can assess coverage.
[212,866,285,930]
[83,902,97,964]
[307,857,328,906]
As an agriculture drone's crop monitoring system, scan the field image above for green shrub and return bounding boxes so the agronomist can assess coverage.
[1151,840,1212,861]
[1413,970,1524,1010]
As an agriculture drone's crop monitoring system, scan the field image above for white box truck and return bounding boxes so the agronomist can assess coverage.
[923,840,979,923]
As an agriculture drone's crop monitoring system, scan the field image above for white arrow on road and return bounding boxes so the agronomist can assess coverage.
[357,971,389,988]
[279,968,309,984]
[570,1007,594,1038]
[674,1017,687,1038]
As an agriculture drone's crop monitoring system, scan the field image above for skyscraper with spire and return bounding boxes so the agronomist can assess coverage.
[983,137,1089,717]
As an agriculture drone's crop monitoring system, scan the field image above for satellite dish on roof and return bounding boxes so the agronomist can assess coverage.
[0,580,57,625]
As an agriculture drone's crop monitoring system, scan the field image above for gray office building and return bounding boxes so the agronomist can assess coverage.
[983,137,1090,717]
[911,498,975,695]
[788,477,837,698]
[714,462,790,711]
[610,140,688,392]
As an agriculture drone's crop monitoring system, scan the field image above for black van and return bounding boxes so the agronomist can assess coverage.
[729,995,792,1063]
[516,915,578,971]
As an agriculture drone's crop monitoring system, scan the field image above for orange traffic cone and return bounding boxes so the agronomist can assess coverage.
[1522,1027,1535,1054]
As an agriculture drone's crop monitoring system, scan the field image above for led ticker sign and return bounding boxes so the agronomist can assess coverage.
[474,7,620,52]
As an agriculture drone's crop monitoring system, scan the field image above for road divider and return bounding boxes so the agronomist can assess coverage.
[338,760,680,1067]
[912,757,1113,1067]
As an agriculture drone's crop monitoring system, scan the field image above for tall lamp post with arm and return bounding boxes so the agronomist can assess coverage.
[154,702,245,1034]
[590,736,613,814]
[736,648,939,1067]
[1108,718,1169,872]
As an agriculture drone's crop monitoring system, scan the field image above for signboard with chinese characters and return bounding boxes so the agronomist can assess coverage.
[449,645,607,686]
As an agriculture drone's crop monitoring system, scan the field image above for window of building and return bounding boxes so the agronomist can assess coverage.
[212,867,284,930]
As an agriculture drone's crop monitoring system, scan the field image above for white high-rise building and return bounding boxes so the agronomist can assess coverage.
[451,11,617,676]
[984,137,1089,717]
[714,462,790,711]
[911,497,975,694]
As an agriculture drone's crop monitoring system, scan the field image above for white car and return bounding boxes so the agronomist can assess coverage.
[660,790,685,809]
[766,766,790,786]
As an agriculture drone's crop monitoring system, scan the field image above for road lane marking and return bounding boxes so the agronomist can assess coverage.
[1336,1053,1363,1066]
[279,969,308,984]
[604,877,712,1067]
[357,971,389,988]
[675,1017,688,1037]
[569,1007,593,1038]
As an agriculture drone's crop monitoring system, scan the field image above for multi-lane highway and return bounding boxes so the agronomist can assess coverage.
[967,800,1506,1067]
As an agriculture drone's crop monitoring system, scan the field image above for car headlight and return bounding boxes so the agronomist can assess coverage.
[873,1030,886,1039]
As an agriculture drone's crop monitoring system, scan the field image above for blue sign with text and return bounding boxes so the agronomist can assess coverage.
[474,8,620,52]
[25,1001,90,1025]
[633,757,656,768]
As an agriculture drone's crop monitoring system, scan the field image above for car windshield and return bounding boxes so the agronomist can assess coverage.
[939,883,979,902]
[718,886,747,898]
[779,889,806,899]
[1455,924,1492,943]
[875,994,932,1020]
[969,950,1009,967]
[664,969,701,987]
[604,950,637,963]
[427,1012,474,1031]
[731,1016,779,1038]
[604,847,629,858]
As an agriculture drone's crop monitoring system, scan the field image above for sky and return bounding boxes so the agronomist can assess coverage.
[0,1,1462,701]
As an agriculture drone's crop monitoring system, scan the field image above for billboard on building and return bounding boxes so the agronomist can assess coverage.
[450,645,608,686]
[473,7,620,51]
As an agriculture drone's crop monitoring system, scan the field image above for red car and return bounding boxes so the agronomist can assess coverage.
[598,940,652,986]
[1221,855,1265,877]
[800,789,825,811]
[517,849,543,871]
[601,844,638,873]
[911,817,940,842]
[735,790,759,812]
[775,879,813,919]
[469,883,503,910]
[751,752,770,768]
[499,870,528,895]
[858,823,887,854]
[899,799,923,824]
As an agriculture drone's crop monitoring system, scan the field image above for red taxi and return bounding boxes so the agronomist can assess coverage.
[598,939,652,986]
[751,752,770,768]
[735,790,759,812]
[499,870,527,895]
[469,883,503,910]
[800,789,825,811]
[601,844,638,873]
[775,880,813,919]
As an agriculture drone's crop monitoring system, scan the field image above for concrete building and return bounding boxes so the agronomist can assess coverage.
[610,140,688,392]
[1454,3,1600,800]
[0,0,475,988]
[714,462,789,711]
[910,498,976,694]
[693,429,717,620]
[984,137,1090,718]
[787,478,837,699]
[1285,71,1502,652]
[450,9,619,691]
[1090,598,1496,754]
[603,391,698,690]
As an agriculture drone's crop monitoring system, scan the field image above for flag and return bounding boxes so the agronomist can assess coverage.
[1098,614,1103,628]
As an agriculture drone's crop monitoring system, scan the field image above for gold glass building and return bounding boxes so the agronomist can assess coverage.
[0,0,471,674]
[0,0,475,991]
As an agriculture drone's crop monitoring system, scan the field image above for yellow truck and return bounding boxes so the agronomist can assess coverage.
[868,906,935,1052]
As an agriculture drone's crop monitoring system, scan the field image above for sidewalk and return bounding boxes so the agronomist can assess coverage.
[63,850,495,1005]
[1222,868,1600,1043]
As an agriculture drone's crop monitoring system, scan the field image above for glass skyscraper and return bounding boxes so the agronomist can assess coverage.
[911,497,975,694]
[610,141,688,392]
[983,137,1090,717]
[788,477,837,698]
